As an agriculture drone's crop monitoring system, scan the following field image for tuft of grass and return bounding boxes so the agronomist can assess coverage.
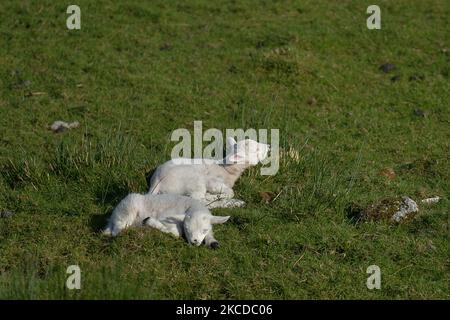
[49,131,141,179]
[1,157,46,189]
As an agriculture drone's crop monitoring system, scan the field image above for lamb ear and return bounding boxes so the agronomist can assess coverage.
[210,215,230,224]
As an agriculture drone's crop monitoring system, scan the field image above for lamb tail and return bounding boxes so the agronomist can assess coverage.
[102,226,112,236]
[102,219,113,236]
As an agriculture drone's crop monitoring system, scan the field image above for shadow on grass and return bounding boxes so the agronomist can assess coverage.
[345,203,364,225]
[145,167,157,191]
[90,179,132,233]
[89,211,112,233]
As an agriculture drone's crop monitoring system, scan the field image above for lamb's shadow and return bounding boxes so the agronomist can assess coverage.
[90,212,112,234]
[145,168,157,191]
[345,202,364,226]
[89,181,132,233]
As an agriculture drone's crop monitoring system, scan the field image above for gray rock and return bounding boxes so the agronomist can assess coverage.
[391,196,419,223]
[50,120,80,133]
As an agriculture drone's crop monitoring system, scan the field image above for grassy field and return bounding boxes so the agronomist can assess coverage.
[0,0,449,299]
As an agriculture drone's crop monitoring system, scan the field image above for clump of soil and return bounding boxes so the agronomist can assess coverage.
[379,167,396,180]
[260,191,276,203]
[347,196,419,224]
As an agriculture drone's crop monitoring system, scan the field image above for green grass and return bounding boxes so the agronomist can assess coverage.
[0,0,449,299]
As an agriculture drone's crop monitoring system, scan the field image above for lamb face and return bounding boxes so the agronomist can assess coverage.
[183,212,230,246]
[227,138,270,165]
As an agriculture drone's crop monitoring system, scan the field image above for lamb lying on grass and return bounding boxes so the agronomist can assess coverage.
[103,193,230,248]
[148,137,270,208]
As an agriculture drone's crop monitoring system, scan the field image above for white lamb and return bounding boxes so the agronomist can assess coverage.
[148,138,270,208]
[103,193,230,248]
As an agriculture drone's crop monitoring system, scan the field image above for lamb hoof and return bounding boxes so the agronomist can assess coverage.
[210,242,220,250]
[227,199,246,208]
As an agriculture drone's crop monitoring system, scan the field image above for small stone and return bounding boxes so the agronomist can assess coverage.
[379,63,396,73]
[390,75,401,82]
[0,211,14,218]
[413,109,426,117]
[421,196,441,204]
[50,120,80,133]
